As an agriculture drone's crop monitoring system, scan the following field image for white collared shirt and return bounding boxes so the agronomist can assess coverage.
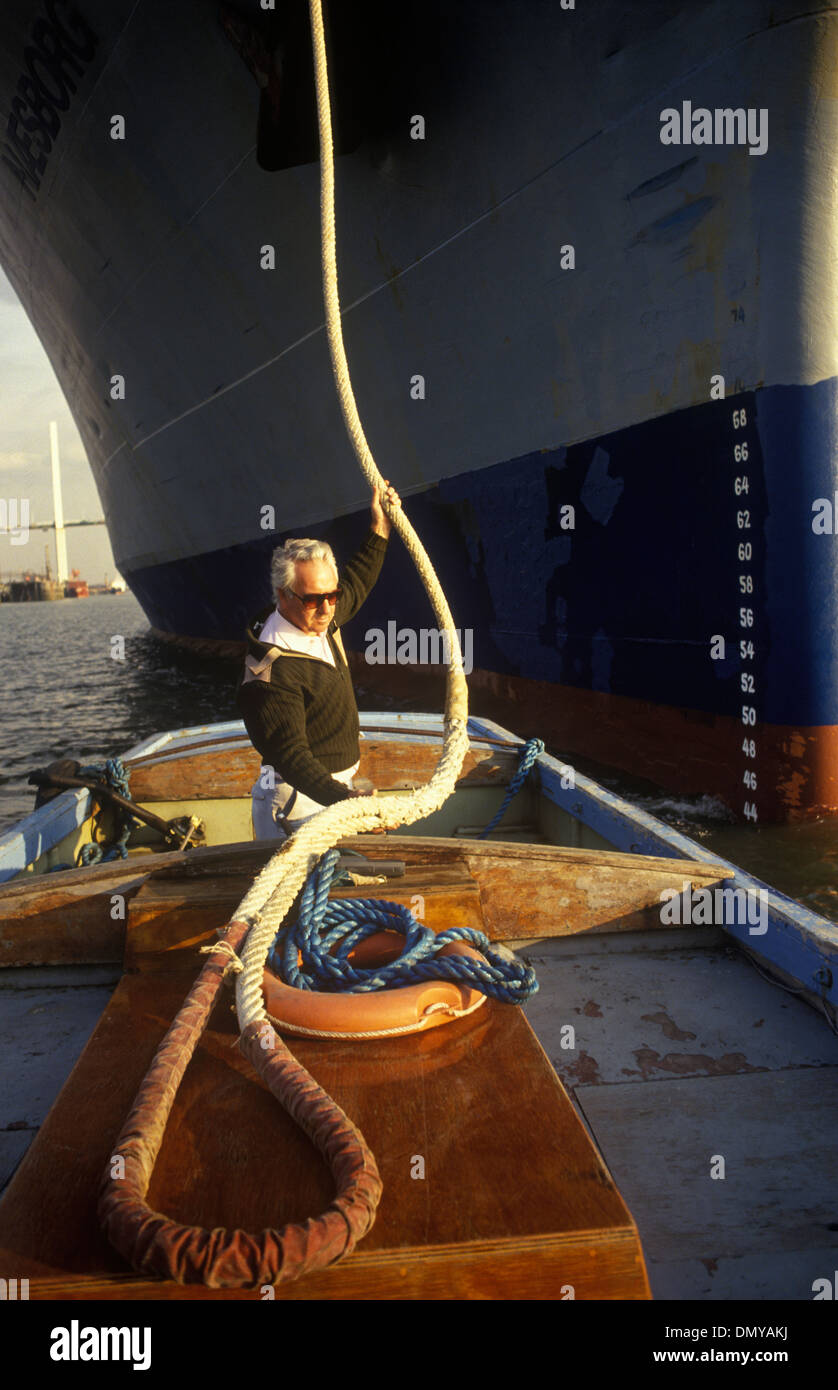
[257,607,335,667]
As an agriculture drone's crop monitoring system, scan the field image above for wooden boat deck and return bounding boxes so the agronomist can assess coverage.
[0,839,674,1299]
[2,714,836,1302]
[0,959,650,1299]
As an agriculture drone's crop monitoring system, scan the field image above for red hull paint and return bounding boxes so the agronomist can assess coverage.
[348,657,838,825]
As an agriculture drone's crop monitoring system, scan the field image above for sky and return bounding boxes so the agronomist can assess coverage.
[0,267,117,586]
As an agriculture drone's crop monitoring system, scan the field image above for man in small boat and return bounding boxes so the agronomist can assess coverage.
[237,483,401,839]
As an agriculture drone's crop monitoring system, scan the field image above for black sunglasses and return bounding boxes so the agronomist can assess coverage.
[287,586,342,610]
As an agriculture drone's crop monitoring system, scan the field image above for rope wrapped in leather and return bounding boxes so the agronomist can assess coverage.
[98,921,381,1288]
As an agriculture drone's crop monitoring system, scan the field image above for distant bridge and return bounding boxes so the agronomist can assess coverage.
[26,518,106,529]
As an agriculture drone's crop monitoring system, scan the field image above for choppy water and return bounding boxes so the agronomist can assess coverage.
[0,593,240,830]
[1,591,836,923]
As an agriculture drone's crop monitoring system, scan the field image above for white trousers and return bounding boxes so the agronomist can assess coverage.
[250,762,359,841]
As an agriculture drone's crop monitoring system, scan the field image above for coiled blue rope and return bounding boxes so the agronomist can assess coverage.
[46,756,137,872]
[78,757,136,865]
[478,737,544,839]
[267,847,538,1004]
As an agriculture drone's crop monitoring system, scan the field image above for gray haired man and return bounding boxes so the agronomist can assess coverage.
[237,483,401,839]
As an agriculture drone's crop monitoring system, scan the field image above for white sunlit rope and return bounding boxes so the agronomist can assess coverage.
[233,0,471,1035]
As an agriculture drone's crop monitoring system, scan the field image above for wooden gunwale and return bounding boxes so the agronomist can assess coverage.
[123,724,522,768]
[0,832,735,970]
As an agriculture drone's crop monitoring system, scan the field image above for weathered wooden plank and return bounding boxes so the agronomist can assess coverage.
[472,858,729,939]
[0,960,649,1299]
[0,833,735,967]
[0,845,279,966]
[17,1231,647,1301]
[0,840,283,900]
[125,834,734,957]
[0,826,729,900]
[124,865,485,969]
[125,746,259,801]
[340,834,736,878]
[338,836,736,940]
[0,873,137,967]
[126,743,519,802]
[123,725,519,768]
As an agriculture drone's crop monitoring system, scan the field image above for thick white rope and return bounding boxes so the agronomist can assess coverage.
[233,0,470,1032]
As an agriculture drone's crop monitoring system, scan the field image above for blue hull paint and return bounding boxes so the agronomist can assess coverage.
[129,380,838,728]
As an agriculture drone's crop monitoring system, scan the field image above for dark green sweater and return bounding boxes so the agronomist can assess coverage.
[236,529,388,805]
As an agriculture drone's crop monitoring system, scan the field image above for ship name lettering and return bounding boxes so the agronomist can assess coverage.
[1,1,97,201]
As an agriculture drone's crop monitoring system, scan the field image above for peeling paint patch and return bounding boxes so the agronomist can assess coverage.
[626,157,700,199]
[627,196,716,248]
[581,446,624,525]
[632,1047,765,1078]
[640,1010,697,1042]
[562,1049,602,1085]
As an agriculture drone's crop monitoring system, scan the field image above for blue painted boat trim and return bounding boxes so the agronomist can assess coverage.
[515,723,838,1013]
[0,788,91,884]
